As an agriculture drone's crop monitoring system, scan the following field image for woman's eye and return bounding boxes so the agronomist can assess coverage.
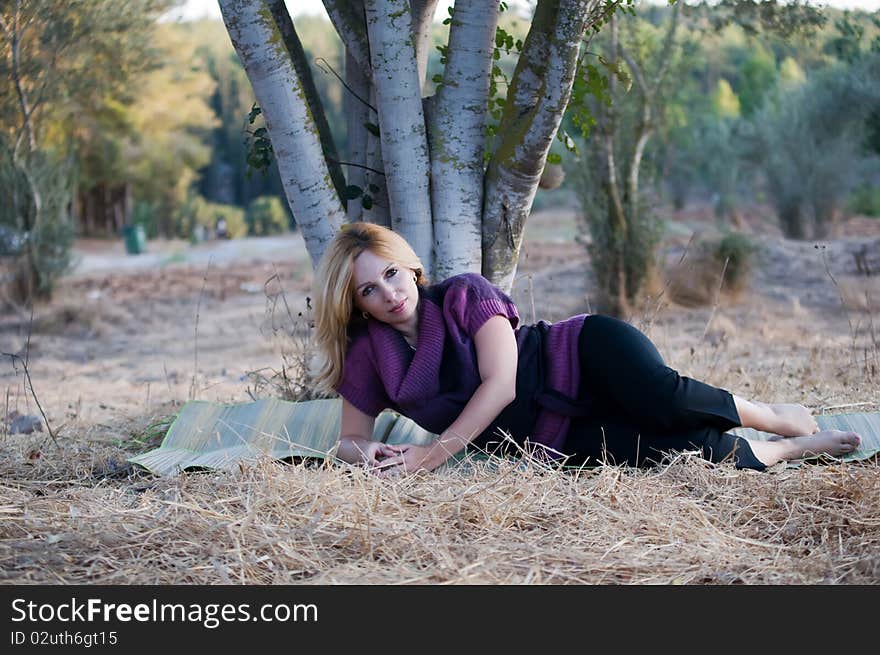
[362,286,373,296]
[386,268,398,278]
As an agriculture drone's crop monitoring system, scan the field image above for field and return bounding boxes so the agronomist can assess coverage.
[1,205,879,584]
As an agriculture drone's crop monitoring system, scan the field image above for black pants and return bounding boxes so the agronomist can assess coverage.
[562,315,766,470]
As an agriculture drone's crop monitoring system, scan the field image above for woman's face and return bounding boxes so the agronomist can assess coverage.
[351,248,419,331]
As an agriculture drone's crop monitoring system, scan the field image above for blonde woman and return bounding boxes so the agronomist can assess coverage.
[314,222,861,476]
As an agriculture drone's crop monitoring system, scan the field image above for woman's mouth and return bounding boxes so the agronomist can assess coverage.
[389,298,407,314]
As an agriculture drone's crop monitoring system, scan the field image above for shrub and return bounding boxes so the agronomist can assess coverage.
[0,143,74,302]
[666,230,755,307]
[246,195,288,236]
[849,185,880,217]
[714,231,755,294]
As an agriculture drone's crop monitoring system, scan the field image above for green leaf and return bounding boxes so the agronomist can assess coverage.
[432,73,443,84]
[361,194,373,210]
[364,122,380,137]
[344,185,363,200]
[547,153,562,165]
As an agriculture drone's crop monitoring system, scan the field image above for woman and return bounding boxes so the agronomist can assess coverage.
[314,222,861,476]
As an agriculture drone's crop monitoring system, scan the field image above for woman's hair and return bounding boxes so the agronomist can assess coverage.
[313,222,426,392]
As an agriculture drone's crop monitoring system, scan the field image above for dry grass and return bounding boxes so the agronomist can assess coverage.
[2,215,879,586]
[1,434,877,585]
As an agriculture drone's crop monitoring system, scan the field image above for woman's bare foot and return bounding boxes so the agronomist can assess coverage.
[748,430,861,467]
[758,402,819,437]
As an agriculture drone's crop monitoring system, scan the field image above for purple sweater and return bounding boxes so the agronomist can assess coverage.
[337,273,587,453]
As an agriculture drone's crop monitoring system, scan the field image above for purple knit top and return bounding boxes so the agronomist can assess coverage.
[336,273,587,453]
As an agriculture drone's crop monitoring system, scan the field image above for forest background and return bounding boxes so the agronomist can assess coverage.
[2,0,879,305]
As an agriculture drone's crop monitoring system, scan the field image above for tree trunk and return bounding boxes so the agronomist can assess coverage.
[220,0,609,285]
[482,0,598,292]
[362,87,391,228]
[322,0,371,82]
[430,0,499,278]
[364,0,433,272]
[269,0,347,202]
[410,0,441,91]
[219,0,345,267]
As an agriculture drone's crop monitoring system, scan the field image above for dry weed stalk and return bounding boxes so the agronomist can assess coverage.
[189,257,214,401]
[246,267,324,402]
[1,308,57,447]
[820,243,879,383]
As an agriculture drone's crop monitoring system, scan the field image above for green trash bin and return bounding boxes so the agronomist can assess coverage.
[123,224,146,255]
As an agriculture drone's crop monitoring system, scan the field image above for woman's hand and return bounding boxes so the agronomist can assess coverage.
[362,440,405,469]
[374,443,448,478]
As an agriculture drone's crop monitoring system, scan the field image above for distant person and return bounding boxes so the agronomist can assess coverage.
[216,218,228,240]
[313,222,862,476]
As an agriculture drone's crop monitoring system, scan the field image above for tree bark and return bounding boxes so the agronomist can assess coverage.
[219,0,344,267]
[364,0,433,273]
[430,0,499,278]
[322,0,371,82]
[482,0,598,292]
[409,0,440,91]
[269,0,347,202]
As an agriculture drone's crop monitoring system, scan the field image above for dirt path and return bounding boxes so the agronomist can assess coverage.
[1,233,315,433]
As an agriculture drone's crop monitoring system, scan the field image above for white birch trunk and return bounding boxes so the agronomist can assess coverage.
[219,0,344,267]
[322,0,371,81]
[430,0,499,278]
[364,0,433,274]
[482,0,598,291]
[410,0,441,91]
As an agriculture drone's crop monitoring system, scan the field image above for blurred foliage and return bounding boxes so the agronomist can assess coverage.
[0,140,75,301]
[2,1,880,304]
[713,230,756,294]
[0,0,175,301]
[246,196,289,237]
[178,195,247,240]
[848,186,880,218]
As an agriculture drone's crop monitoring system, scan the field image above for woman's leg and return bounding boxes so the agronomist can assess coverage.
[563,416,860,470]
[572,316,861,467]
[744,431,861,466]
[563,414,768,469]
[577,315,740,433]
[733,397,819,437]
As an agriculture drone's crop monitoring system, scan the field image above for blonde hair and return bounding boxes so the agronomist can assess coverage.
[313,222,426,392]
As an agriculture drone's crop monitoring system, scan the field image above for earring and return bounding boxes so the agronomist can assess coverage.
[362,311,369,320]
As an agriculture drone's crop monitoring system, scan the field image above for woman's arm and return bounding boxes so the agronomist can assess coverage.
[336,397,402,466]
[380,314,518,475]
